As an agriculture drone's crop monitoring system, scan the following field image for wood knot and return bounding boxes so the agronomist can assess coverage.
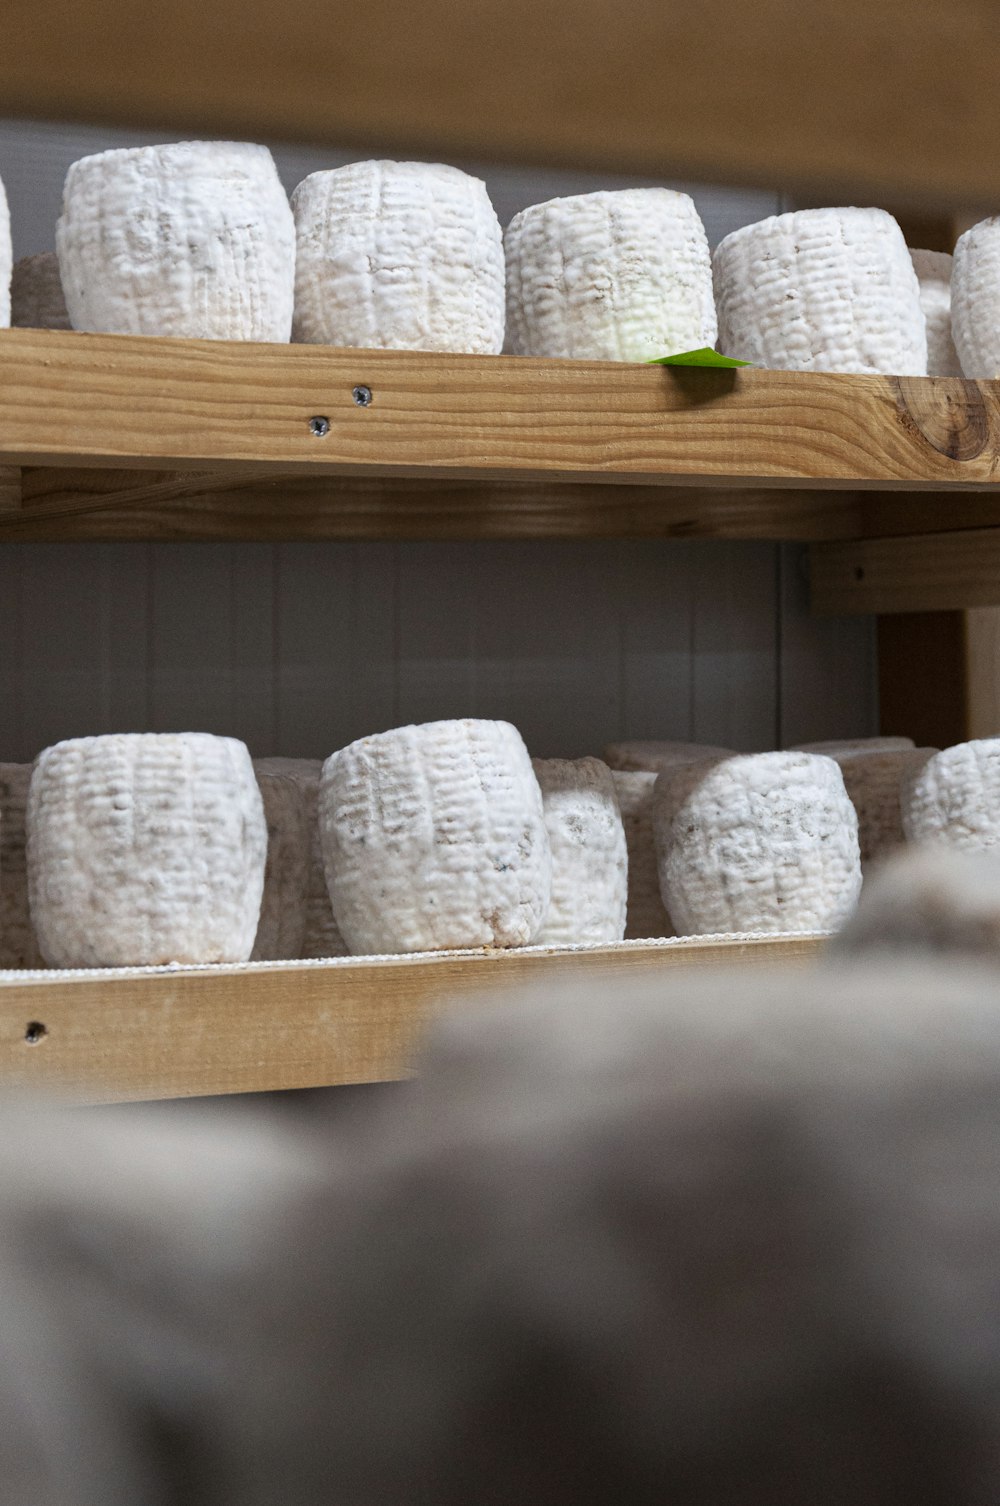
[894,377,991,462]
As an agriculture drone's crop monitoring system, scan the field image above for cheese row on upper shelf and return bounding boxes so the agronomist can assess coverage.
[1,142,998,377]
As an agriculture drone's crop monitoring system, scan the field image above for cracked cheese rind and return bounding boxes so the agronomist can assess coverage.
[653,751,861,935]
[901,739,1000,850]
[531,758,627,945]
[27,733,267,968]
[319,719,551,954]
[952,219,1000,378]
[0,764,43,969]
[611,770,674,940]
[909,249,962,378]
[291,160,504,353]
[10,252,71,330]
[603,740,733,774]
[814,745,937,870]
[56,141,295,341]
[713,207,927,374]
[253,758,348,959]
[504,188,716,361]
[833,845,1000,961]
[251,771,310,962]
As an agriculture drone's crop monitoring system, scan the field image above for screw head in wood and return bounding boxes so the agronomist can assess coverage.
[352,385,373,407]
[309,416,331,437]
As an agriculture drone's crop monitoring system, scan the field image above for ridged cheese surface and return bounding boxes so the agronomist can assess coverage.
[714,208,927,374]
[792,737,915,756]
[901,739,1000,850]
[11,253,72,330]
[56,141,295,341]
[834,846,1000,961]
[654,752,861,935]
[504,188,716,361]
[820,745,937,869]
[610,770,674,940]
[0,764,43,968]
[292,161,504,353]
[909,249,962,377]
[952,220,1000,378]
[251,771,309,961]
[319,719,551,954]
[603,739,733,774]
[253,758,347,958]
[28,733,267,968]
[531,758,627,945]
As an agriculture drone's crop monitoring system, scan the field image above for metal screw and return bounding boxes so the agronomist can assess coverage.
[352,385,373,407]
[24,1021,47,1046]
[309,416,330,437]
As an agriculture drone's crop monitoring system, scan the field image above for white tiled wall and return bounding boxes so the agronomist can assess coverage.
[0,123,877,763]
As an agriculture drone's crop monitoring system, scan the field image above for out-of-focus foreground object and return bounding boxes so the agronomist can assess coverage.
[3,0,997,212]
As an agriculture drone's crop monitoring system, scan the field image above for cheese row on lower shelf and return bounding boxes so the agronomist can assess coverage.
[0,934,823,1104]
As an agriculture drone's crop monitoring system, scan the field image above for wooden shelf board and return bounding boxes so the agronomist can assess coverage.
[0,935,822,1104]
[0,334,999,498]
[811,528,1000,614]
[5,0,997,212]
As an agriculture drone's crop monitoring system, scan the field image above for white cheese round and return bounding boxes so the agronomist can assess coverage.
[952,219,1000,378]
[714,207,927,374]
[532,757,627,945]
[910,249,962,377]
[813,745,937,870]
[56,141,296,341]
[654,751,862,935]
[603,739,733,774]
[791,737,915,755]
[0,764,43,969]
[251,771,310,961]
[610,770,674,940]
[11,253,72,330]
[28,733,267,967]
[901,739,1000,850]
[319,719,551,954]
[0,177,10,329]
[504,188,716,361]
[834,845,1000,960]
[292,160,504,353]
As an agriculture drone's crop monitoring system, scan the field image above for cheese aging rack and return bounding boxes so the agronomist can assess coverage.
[2,1,998,1101]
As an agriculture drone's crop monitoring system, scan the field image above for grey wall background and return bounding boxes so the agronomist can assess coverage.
[0,122,875,762]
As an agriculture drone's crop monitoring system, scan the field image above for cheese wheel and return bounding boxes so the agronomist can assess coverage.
[654,752,862,935]
[251,771,310,961]
[11,253,71,330]
[56,141,295,341]
[815,745,937,869]
[319,720,550,954]
[28,733,267,968]
[532,758,627,945]
[603,740,733,774]
[253,758,348,959]
[292,161,504,353]
[505,188,716,361]
[714,208,927,374]
[901,739,1000,850]
[952,219,1000,378]
[910,249,962,378]
[611,770,674,940]
[0,764,43,969]
[791,737,915,755]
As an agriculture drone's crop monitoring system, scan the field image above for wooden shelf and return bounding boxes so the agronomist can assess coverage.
[1,335,1000,546]
[0,935,821,1104]
[5,0,995,213]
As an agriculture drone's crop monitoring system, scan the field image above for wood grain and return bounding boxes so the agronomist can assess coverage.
[0,333,999,493]
[4,0,998,212]
[9,467,864,542]
[0,936,821,1104]
[878,613,970,747]
[811,528,1000,614]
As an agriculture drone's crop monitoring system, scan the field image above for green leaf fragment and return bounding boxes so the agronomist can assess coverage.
[648,348,753,368]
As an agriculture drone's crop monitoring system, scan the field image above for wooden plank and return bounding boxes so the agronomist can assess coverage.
[0,468,20,513]
[962,609,1000,740]
[877,613,970,747]
[0,937,821,1104]
[0,334,999,492]
[4,0,998,212]
[10,467,864,542]
[811,528,1000,615]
